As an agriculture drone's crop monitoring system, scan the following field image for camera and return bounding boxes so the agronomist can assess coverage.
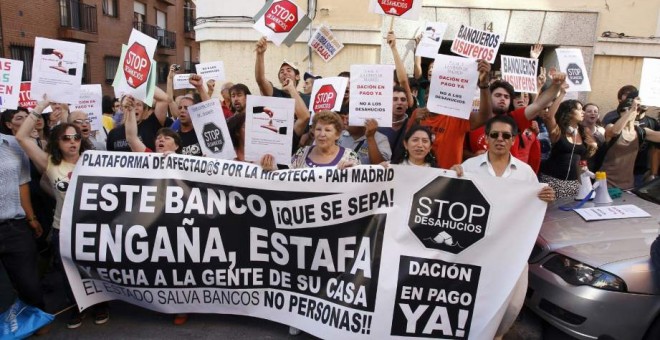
[173,64,181,71]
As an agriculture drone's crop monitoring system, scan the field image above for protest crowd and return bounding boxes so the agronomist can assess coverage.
[1,3,659,339]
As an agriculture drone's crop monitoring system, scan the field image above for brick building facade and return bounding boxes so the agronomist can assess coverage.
[0,0,199,97]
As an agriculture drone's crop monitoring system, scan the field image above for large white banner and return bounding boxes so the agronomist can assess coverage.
[0,58,23,110]
[245,95,295,165]
[639,58,660,107]
[556,48,591,92]
[349,64,394,127]
[31,37,85,104]
[60,151,546,339]
[426,55,479,120]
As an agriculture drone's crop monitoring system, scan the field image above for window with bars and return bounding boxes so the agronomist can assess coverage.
[10,45,33,81]
[105,56,120,84]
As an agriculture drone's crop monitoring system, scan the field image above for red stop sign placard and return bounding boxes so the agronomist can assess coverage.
[378,0,414,16]
[313,84,337,112]
[265,0,299,33]
[123,42,151,89]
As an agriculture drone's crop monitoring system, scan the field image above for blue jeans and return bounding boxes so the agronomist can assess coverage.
[0,219,44,309]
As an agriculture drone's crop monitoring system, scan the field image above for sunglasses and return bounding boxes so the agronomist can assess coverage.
[488,131,513,140]
[60,134,82,142]
[73,118,91,124]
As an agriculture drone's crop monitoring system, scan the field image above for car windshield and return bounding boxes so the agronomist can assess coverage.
[633,178,660,205]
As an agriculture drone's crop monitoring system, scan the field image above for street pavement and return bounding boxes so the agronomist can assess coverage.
[0,263,568,339]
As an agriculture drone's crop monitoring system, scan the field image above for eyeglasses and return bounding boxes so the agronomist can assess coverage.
[488,131,513,140]
[60,134,82,142]
[73,119,91,124]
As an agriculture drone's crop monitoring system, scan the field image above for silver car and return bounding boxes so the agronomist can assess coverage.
[526,186,660,340]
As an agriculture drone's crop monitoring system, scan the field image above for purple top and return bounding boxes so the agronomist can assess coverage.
[305,146,346,168]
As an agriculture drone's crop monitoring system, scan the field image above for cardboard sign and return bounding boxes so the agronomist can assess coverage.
[639,58,660,107]
[308,25,345,63]
[253,0,312,47]
[31,37,85,104]
[188,99,236,160]
[0,58,23,110]
[349,65,394,127]
[195,61,226,83]
[113,30,158,105]
[309,77,348,113]
[72,84,103,132]
[415,22,448,59]
[369,0,422,20]
[450,25,501,64]
[500,55,538,94]
[173,74,196,90]
[245,95,295,165]
[556,48,591,92]
[426,54,479,120]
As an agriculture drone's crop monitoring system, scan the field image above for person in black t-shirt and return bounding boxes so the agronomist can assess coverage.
[174,96,203,156]
[106,87,173,152]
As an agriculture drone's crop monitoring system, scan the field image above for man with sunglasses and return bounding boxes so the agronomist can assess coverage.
[69,111,105,150]
[451,114,554,340]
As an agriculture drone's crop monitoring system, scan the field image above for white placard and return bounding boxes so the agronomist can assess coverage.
[368,0,423,20]
[349,65,394,127]
[450,25,502,64]
[500,55,538,94]
[113,30,158,105]
[639,58,660,107]
[415,22,448,59]
[188,99,237,160]
[575,205,651,221]
[308,25,345,63]
[173,74,196,90]
[309,77,348,114]
[245,95,295,165]
[426,54,479,120]
[253,0,311,47]
[195,61,226,83]
[0,58,23,110]
[72,84,103,132]
[556,48,591,92]
[31,37,85,104]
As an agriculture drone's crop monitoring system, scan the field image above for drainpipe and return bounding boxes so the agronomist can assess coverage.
[307,0,317,73]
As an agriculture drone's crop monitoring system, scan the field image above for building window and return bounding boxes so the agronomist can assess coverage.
[157,62,169,84]
[184,0,195,32]
[105,56,120,84]
[102,0,118,17]
[10,45,33,81]
[134,1,146,25]
[82,53,89,84]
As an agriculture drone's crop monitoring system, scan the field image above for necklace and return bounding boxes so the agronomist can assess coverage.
[392,114,409,125]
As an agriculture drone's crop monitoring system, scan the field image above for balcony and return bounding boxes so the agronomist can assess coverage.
[133,21,176,55]
[58,0,98,42]
[158,0,176,5]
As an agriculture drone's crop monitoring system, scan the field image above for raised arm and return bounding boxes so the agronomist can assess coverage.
[190,74,211,102]
[525,71,566,120]
[16,99,50,173]
[541,88,566,144]
[604,105,636,142]
[255,37,274,97]
[387,31,414,107]
[469,59,492,130]
[413,35,423,80]
[124,96,147,152]
[283,79,310,136]
[166,65,179,118]
[152,86,172,126]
